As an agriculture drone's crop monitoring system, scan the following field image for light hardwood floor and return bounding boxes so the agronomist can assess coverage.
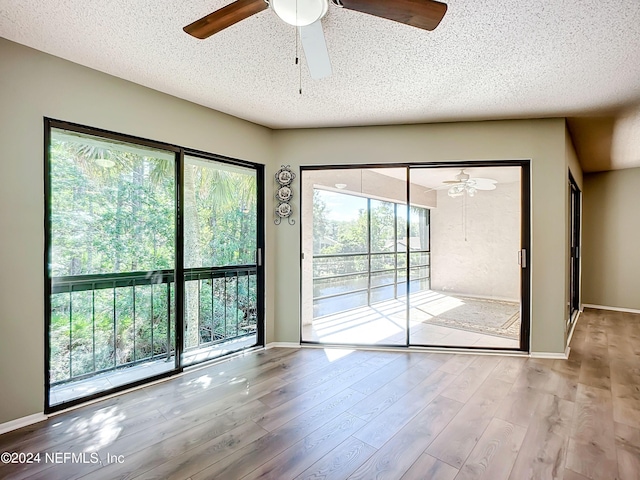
[0,308,638,479]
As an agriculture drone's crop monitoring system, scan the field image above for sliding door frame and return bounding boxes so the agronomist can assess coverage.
[568,170,581,325]
[182,147,266,352]
[44,119,265,413]
[299,160,531,352]
[299,164,411,348]
[407,161,530,352]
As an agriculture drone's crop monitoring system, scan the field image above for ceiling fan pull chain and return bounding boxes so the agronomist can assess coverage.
[294,1,298,66]
[296,0,302,94]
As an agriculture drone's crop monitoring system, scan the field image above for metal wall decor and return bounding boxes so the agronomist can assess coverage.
[275,165,295,225]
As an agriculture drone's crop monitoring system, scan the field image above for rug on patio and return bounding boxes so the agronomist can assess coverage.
[416,296,521,339]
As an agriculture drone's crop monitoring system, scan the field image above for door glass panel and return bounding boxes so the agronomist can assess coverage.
[48,128,176,407]
[409,166,522,348]
[182,156,258,366]
[568,176,581,325]
[301,168,407,345]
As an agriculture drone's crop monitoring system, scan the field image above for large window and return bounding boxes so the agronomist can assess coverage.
[45,120,264,411]
[311,191,431,318]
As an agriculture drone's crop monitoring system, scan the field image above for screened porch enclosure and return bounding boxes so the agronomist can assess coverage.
[301,165,525,350]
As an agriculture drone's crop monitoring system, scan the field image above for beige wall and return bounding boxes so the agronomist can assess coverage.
[272,119,569,356]
[431,182,521,301]
[0,39,273,425]
[582,168,640,310]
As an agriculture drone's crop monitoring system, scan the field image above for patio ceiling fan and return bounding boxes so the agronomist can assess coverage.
[443,170,497,197]
[183,0,448,79]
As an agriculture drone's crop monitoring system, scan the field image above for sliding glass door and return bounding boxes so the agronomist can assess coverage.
[47,125,179,407]
[45,120,263,411]
[300,167,409,345]
[568,172,581,326]
[300,163,530,351]
[408,165,526,349]
[182,156,260,366]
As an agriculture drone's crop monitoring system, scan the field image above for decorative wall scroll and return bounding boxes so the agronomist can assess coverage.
[275,165,295,225]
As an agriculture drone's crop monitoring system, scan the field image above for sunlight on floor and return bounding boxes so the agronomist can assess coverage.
[304,290,519,349]
[323,348,356,362]
[189,374,212,389]
[410,291,465,317]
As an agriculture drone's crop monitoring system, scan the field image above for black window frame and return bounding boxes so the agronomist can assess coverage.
[299,161,531,352]
[44,118,265,413]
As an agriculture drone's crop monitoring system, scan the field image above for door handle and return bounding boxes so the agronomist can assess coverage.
[518,249,527,269]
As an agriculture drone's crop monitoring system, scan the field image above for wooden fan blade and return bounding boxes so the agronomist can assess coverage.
[339,0,447,31]
[184,0,268,39]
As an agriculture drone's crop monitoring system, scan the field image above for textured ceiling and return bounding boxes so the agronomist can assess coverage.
[1,0,640,168]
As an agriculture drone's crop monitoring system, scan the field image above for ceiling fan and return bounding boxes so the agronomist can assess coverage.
[183,0,448,80]
[442,170,498,197]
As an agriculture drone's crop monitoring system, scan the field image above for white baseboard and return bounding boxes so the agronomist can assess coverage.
[566,310,581,346]
[0,413,48,435]
[530,345,570,360]
[433,290,519,304]
[583,304,640,314]
[266,342,300,349]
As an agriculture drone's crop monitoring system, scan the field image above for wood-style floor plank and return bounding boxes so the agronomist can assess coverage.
[507,391,575,480]
[563,469,591,480]
[489,355,527,384]
[440,355,502,403]
[190,387,365,480]
[348,354,435,396]
[614,422,640,480]
[400,453,458,480]
[577,345,611,390]
[0,308,638,480]
[348,395,463,480]
[295,436,376,480]
[128,420,268,480]
[352,369,456,449]
[347,360,440,422]
[495,384,544,428]
[243,412,366,479]
[425,377,513,468]
[566,384,618,480]
[455,417,526,480]
[611,382,640,430]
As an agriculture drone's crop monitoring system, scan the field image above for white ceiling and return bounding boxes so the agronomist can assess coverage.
[1,0,640,168]
[382,166,521,188]
[306,166,519,192]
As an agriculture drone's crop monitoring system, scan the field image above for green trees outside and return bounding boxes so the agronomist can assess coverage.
[49,131,257,383]
[50,136,175,276]
[183,157,257,350]
[311,189,430,312]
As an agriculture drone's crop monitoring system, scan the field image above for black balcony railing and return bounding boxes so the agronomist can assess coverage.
[50,266,257,385]
[312,251,430,318]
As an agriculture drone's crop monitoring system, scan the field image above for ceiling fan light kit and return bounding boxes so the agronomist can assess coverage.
[448,184,476,198]
[271,0,329,26]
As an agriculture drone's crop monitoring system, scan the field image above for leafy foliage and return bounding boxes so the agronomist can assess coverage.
[49,133,258,383]
[311,189,430,316]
